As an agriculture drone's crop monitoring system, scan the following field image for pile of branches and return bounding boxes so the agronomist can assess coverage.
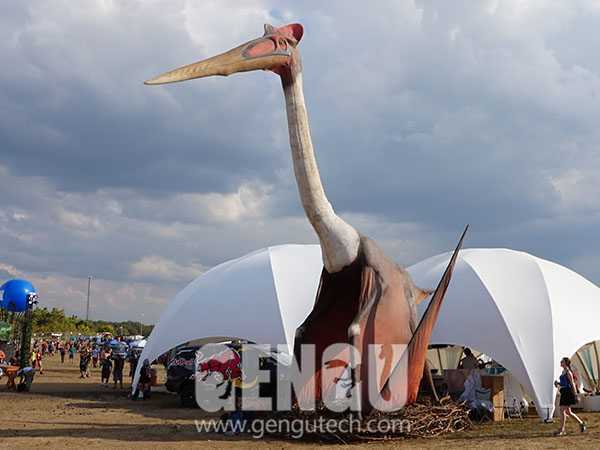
[366,398,471,439]
[251,397,471,442]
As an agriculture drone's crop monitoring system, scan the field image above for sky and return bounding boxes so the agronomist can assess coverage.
[2,0,600,323]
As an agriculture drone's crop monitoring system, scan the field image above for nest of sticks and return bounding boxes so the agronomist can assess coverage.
[250,397,471,442]
[370,398,472,439]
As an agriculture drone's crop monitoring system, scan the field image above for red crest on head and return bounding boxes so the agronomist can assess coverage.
[264,23,304,45]
[277,23,304,44]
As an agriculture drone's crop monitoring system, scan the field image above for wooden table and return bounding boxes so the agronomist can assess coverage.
[481,375,505,422]
[3,365,20,390]
[443,369,505,421]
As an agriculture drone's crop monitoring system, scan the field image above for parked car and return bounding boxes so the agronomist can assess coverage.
[165,346,199,406]
[165,341,284,408]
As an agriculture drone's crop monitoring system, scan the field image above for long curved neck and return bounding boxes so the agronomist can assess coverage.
[281,69,359,273]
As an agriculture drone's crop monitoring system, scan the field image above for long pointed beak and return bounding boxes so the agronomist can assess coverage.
[144,37,290,85]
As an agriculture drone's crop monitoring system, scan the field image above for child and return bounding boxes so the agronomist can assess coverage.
[92,346,100,368]
[101,356,112,385]
[35,350,43,375]
[138,359,152,400]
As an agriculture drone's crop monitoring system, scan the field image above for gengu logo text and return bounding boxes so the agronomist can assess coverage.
[194,343,408,413]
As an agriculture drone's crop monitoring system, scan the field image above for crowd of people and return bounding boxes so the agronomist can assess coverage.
[23,336,152,398]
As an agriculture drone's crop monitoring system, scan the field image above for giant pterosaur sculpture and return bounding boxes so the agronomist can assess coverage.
[146,23,465,413]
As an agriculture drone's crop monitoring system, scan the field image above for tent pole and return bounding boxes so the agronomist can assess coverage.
[593,341,600,391]
[574,351,594,390]
[437,347,443,371]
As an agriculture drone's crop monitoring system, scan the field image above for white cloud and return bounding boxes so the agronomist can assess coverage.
[27,271,177,322]
[551,169,600,213]
[182,0,274,53]
[0,262,22,278]
[121,182,273,224]
[56,209,104,232]
[130,255,204,283]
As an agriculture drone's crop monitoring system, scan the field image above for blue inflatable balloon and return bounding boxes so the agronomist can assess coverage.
[0,279,37,312]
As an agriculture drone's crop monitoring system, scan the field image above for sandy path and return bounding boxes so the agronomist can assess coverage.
[0,354,598,449]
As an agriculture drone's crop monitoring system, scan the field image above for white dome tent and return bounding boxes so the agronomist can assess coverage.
[133,244,600,418]
[408,248,600,420]
[132,244,322,390]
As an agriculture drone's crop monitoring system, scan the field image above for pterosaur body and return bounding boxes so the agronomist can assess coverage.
[146,23,465,412]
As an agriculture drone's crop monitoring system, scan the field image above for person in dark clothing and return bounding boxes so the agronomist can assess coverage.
[129,351,140,383]
[79,349,91,378]
[458,347,480,370]
[113,355,125,389]
[59,345,66,364]
[101,356,112,385]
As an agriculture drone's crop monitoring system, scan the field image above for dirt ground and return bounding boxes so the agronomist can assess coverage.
[0,354,598,449]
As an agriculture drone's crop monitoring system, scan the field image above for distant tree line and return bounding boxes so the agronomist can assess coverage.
[0,307,153,337]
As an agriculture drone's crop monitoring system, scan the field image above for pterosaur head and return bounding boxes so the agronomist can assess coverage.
[144,23,304,85]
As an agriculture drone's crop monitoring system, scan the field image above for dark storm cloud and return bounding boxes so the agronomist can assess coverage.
[0,1,286,195]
